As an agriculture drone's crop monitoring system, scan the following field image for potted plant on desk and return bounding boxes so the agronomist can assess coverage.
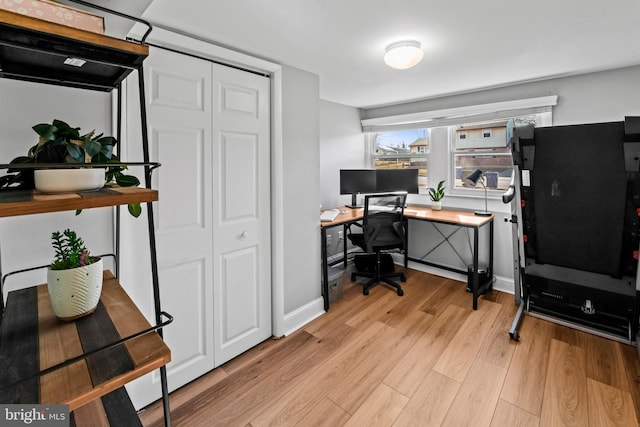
[428,180,446,210]
[0,119,142,216]
[47,229,103,321]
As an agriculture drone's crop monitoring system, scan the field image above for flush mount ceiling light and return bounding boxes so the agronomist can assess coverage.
[384,40,424,70]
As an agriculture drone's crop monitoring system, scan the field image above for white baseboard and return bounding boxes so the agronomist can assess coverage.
[493,275,515,295]
[406,259,467,282]
[281,296,325,336]
[407,259,515,295]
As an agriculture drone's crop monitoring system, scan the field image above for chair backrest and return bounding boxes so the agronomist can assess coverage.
[362,192,407,252]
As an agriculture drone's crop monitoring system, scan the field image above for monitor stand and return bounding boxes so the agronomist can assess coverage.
[346,193,362,209]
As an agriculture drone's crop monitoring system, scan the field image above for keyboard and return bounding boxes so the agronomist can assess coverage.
[320,209,340,222]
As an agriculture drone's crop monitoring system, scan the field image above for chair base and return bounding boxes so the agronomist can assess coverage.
[351,253,405,296]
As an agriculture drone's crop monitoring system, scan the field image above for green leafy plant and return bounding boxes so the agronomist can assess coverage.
[50,229,98,270]
[428,180,446,202]
[0,119,141,217]
[32,119,116,164]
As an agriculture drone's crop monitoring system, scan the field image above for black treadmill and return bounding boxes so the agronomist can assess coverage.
[505,117,640,343]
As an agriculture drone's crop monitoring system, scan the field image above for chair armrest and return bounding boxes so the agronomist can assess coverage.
[393,219,408,249]
[347,221,363,231]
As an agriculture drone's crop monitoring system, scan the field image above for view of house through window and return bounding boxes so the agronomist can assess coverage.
[452,115,539,191]
[453,120,513,191]
[372,129,429,194]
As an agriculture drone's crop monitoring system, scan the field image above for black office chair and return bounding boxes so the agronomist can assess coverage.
[348,192,407,296]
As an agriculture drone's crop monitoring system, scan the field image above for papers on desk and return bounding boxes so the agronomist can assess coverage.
[404,208,426,217]
[320,209,340,222]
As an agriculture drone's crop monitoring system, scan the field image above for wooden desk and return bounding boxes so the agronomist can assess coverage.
[320,205,494,310]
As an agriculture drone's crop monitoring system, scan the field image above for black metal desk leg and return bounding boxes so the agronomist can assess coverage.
[343,223,348,269]
[404,221,409,267]
[473,226,480,310]
[489,219,494,290]
[321,227,329,311]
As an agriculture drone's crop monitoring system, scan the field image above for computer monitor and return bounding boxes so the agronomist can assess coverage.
[340,169,377,208]
[376,168,419,194]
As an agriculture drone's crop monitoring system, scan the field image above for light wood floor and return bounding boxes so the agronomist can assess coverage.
[140,266,640,426]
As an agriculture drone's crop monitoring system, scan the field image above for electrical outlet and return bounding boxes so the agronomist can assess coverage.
[338,230,343,241]
[326,234,332,245]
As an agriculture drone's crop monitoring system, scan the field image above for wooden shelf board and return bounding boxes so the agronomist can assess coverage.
[72,387,142,427]
[0,271,171,411]
[0,186,158,217]
[0,9,148,56]
[0,9,148,90]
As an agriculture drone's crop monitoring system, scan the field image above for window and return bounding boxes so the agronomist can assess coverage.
[452,114,547,191]
[362,96,556,198]
[370,129,428,194]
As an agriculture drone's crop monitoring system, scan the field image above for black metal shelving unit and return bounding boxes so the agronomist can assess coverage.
[0,4,171,426]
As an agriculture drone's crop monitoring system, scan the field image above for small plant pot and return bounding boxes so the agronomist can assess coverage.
[47,258,103,321]
[432,201,442,210]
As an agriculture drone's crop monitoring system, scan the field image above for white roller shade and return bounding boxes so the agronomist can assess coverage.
[361,96,558,132]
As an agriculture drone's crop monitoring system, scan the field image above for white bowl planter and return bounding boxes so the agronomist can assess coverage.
[431,201,442,210]
[35,168,105,193]
[47,258,103,321]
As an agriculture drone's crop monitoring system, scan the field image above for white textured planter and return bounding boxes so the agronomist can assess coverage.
[47,258,103,321]
[431,201,442,210]
[35,168,105,193]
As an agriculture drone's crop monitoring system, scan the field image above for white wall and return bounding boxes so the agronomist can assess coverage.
[324,66,640,294]
[280,66,322,316]
[362,66,640,125]
[319,100,365,209]
[0,79,115,298]
[318,101,364,260]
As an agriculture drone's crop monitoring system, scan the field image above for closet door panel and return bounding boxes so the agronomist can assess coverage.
[151,49,215,392]
[221,132,258,219]
[124,46,215,408]
[212,65,271,366]
[153,127,206,229]
[159,260,208,374]
[220,247,260,341]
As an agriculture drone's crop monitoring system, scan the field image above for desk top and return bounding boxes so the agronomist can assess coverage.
[321,205,494,228]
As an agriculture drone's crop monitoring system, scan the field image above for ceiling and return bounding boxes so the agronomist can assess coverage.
[79,0,640,109]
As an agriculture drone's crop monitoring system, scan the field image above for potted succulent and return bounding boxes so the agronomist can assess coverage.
[47,229,103,321]
[0,119,142,216]
[428,179,446,210]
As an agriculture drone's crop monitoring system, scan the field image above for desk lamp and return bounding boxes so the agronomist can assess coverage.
[463,169,492,216]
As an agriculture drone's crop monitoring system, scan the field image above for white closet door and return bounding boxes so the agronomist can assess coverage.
[212,64,271,366]
[148,46,217,389]
[125,46,272,409]
[126,46,215,407]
